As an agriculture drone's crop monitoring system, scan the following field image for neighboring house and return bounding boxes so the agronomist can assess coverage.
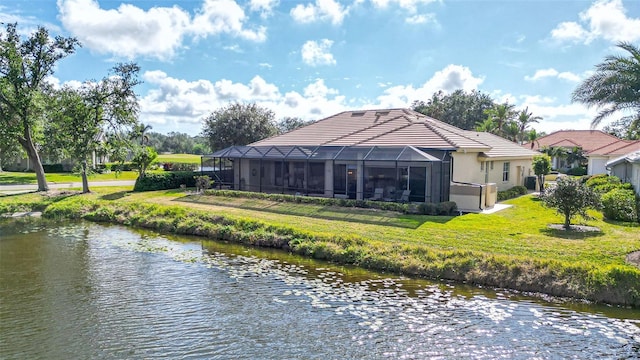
[524,130,640,175]
[607,150,640,195]
[204,109,538,212]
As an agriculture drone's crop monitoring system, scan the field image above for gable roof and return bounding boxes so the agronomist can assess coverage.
[252,108,538,158]
[524,130,623,152]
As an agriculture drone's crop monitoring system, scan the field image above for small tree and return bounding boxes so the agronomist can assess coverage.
[194,175,212,193]
[541,177,601,230]
[532,154,551,192]
[132,146,157,178]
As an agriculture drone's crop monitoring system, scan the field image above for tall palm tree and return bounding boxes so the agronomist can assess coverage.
[572,42,640,130]
[527,129,541,149]
[484,102,516,136]
[502,121,520,142]
[516,107,542,144]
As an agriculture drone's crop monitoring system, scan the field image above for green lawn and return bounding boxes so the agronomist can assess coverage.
[0,171,139,185]
[156,154,201,163]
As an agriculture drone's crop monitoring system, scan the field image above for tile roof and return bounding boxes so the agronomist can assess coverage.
[587,139,640,156]
[523,130,623,152]
[607,150,640,167]
[252,108,538,158]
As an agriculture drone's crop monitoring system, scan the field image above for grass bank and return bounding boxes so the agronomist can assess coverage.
[2,188,639,306]
[0,171,139,185]
[155,154,201,163]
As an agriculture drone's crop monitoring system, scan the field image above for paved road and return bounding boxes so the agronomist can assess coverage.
[0,180,136,195]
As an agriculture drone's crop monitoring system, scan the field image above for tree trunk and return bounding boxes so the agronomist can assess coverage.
[564,212,571,230]
[18,132,48,191]
[81,160,90,193]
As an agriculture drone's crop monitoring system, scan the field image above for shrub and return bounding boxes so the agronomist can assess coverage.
[497,185,528,201]
[107,162,135,172]
[162,162,200,172]
[601,188,638,223]
[566,167,587,176]
[202,189,456,216]
[133,171,197,192]
[42,164,65,173]
[585,174,620,189]
[194,175,213,192]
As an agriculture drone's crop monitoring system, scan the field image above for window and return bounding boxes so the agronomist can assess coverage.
[503,162,510,182]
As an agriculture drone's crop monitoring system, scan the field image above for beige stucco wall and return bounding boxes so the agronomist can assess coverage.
[451,151,534,191]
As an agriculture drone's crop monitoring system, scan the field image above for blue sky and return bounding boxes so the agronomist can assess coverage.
[2,0,639,135]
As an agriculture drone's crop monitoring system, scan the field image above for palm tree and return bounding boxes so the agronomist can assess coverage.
[502,121,520,142]
[572,42,640,131]
[484,102,516,137]
[475,117,498,133]
[516,107,542,144]
[527,129,541,149]
[131,123,153,145]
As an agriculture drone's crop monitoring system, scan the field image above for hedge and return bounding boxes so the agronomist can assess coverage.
[133,171,197,192]
[497,185,528,201]
[204,189,458,215]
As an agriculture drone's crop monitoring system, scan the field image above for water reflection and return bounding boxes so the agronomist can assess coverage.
[1,218,639,359]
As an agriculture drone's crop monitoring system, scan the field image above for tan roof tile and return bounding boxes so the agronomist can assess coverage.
[523,130,621,152]
[252,108,536,159]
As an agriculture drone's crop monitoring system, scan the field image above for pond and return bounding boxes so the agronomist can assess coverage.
[1,218,639,359]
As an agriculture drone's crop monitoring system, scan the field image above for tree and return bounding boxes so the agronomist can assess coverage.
[277,116,313,134]
[130,122,152,145]
[566,146,587,168]
[47,63,140,193]
[0,122,23,171]
[0,23,80,191]
[572,42,640,133]
[602,116,640,140]
[201,102,277,151]
[516,107,542,144]
[533,154,551,192]
[475,117,498,133]
[502,121,520,142]
[484,102,516,137]
[131,146,157,178]
[412,89,496,130]
[541,177,601,230]
[526,129,541,149]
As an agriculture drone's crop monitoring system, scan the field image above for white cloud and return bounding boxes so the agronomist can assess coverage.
[371,0,437,13]
[139,71,348,127]
[249,0,279,18]
[301,39,337,66]
[373,64,485,108]
[290,0,349,25]
[524,68,582,82]
[191,0,266,42]
[57,0,266,61]
[550,0,640,44]
[405,13,437,25]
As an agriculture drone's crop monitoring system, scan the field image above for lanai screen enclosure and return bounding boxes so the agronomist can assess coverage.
[202,145,451,203]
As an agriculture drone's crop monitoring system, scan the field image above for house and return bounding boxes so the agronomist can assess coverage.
[203,109,539,212]
[607,150,640,195]
[524,130,640,175]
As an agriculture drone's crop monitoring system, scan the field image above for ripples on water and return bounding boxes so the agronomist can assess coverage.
[1,219,639,359]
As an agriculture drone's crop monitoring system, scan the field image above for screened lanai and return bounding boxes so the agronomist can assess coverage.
[201,145,451,203]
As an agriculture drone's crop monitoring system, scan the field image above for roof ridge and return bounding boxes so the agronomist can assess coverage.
[351,121,416,145]
[547,138,580,147]
[423,119,491,148]
[320,114,408,145]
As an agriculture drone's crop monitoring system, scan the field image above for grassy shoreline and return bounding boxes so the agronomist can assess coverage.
[2,188,640,306]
